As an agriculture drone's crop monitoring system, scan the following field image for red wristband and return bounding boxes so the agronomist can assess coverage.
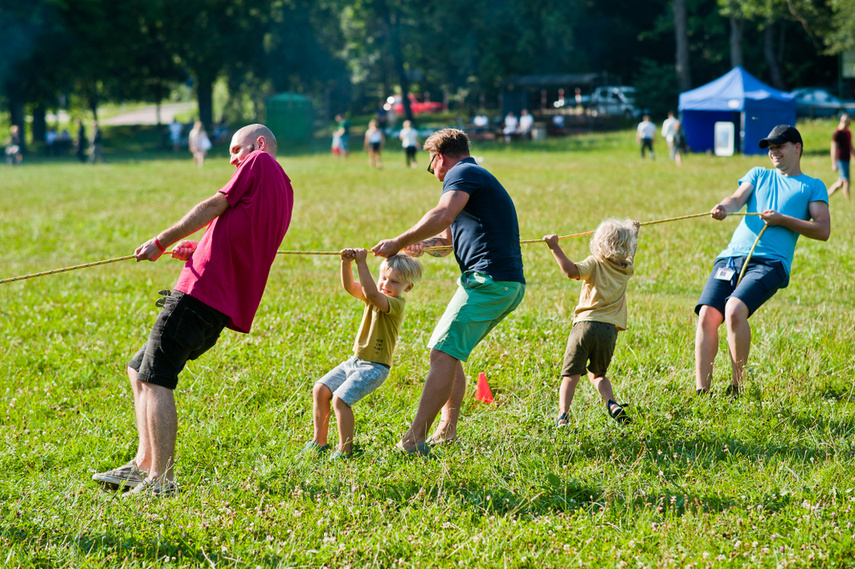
[154,237,166,253]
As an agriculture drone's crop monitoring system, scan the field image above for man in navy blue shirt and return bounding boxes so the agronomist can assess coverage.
[372,128,525,454]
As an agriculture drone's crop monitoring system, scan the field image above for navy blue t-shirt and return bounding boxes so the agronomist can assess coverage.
[442,157,525,284]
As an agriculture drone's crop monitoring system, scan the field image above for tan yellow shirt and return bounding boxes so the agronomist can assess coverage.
[573,256,634,330]
[353,296,406,366]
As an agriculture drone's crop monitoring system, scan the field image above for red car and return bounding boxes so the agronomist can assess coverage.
[384,94,444,114]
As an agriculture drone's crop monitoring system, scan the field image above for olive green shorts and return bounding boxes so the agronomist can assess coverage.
[429,271,525,362]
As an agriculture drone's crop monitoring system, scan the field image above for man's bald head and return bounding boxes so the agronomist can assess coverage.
[229,123,278,166]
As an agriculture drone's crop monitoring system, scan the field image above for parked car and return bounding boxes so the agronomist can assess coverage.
[590,86,639,118]
[384,94,444,115]
[790,87,855,118]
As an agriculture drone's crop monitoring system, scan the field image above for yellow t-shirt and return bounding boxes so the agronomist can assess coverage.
[573,256,634,330]
[353,296,406,366]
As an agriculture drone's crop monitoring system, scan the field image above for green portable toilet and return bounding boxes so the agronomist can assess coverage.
[265,93,313,141]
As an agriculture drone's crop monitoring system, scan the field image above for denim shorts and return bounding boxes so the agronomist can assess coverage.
[837,160,850,181]
[129,291,229,390]
[317,356,390,406]
[695,256,789,318]
[429,271,525,362]
[561,321,619,377]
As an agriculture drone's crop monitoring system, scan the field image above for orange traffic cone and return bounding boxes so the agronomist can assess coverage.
[475,372,494,404]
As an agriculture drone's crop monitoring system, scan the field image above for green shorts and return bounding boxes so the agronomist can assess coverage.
[429,271,525,362]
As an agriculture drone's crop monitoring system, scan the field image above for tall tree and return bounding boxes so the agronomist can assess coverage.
[674,0,692,91]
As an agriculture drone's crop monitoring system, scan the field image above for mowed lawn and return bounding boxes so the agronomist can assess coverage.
[1,121,853,568]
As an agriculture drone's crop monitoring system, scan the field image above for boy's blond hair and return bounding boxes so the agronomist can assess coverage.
[590,218,638,264]
[382,254,423,286]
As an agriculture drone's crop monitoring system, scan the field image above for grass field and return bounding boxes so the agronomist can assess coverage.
[1,121,854,568]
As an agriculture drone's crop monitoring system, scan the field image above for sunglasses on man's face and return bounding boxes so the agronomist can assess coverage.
[427,153,436,174]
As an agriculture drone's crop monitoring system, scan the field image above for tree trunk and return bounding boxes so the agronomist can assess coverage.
[763,21,786,90]
[196,72,214,130]
[32,104,46,145]
[730,16,744,68]
[375,0,413,123]
[673,0,691,91]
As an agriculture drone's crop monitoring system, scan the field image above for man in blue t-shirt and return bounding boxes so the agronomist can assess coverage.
[372,128,525,454]
[694,125,830,398]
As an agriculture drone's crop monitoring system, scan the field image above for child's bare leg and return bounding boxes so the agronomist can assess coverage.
[559,374,582,414]
[332,395,355,456]
[588,373,616,403]
[312,383,333,446]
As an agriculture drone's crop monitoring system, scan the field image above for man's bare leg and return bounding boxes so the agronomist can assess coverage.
[724,298,751,389]
[695,306,723,392]
[400,349,460,450]
[429,359,466,443]
[141,382,177,481]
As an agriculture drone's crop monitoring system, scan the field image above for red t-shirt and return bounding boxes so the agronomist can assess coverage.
[174,151,293,332]
[833,128,851,161]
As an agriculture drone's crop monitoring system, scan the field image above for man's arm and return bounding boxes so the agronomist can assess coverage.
[372,190,469,257]
[710,182,755,220]
[760,201,831,241]
[134,192,230,262]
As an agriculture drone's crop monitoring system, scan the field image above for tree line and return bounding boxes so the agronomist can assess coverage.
[1,0,853,147]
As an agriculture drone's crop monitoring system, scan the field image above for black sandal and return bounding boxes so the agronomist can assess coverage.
[607,400,631,425]
[556,412,569,428]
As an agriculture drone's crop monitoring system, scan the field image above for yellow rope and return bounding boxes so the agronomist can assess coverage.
[735,223,769,286]
[429,211,760,252]
[0,211,762,284]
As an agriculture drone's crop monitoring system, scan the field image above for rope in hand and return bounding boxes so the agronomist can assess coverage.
[0,211,762,285]
[426,211,761,252]
[735,222,768,286]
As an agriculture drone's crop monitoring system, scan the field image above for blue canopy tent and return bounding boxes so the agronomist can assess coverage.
[678,67,796,155]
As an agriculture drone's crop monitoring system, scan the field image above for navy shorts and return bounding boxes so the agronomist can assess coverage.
[129,291,229,390]
[695,256,789,318]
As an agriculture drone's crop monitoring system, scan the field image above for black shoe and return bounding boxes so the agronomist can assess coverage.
[696,388,709,396]
[725,384,741,399]
[607,400,631,425]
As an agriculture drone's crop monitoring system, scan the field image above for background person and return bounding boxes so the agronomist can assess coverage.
[364,119,384,169]
[694,125,830,398]
[75,118,87,163]
[399,119,419,168]
[89,120,104,164]
[371,128,525,454]
[4,125,22,166]
[661,111,677,159]
[828,113,851,200]
[672,121,688,167]
[636,115,656,160]
[188,121,212,168]
[92,124,294,497]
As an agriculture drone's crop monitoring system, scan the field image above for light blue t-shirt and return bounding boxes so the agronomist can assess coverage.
[718,167,828,275]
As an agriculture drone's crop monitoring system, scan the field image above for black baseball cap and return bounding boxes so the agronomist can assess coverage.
[758,125,803,149]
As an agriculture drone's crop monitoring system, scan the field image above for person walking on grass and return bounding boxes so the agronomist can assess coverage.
[372,128,525,455]
[694,125,830,398]
[92,124,293,497]
[829,113,851,200]
[399,120,420,168]
[299,249,422,461]
[364,119,384,169]
[89,120,104,164]
[543,219,639,428]
[636,115,656,160]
